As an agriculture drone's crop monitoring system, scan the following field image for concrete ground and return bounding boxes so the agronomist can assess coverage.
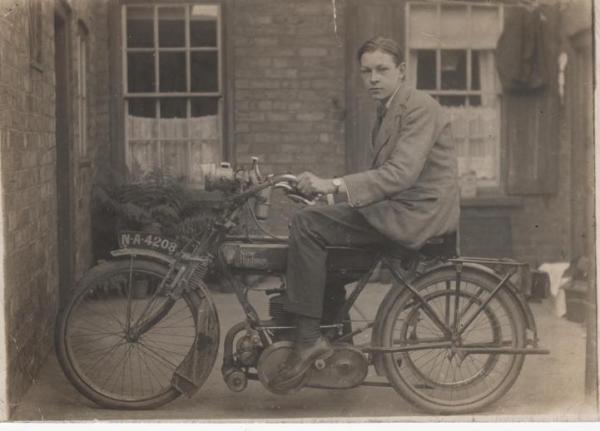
[10,283,600,422]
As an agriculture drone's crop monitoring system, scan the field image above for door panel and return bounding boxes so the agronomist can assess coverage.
[55,5,75,303]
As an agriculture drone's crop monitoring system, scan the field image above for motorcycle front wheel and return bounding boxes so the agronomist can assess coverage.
[55,258,219,410]
[377,266,526,414]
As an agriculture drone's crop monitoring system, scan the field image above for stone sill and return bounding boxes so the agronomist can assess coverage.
[461,196,524,208]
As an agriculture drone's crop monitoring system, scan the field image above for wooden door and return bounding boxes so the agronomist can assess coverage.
[344,0,405,173]
[55,3,75,303]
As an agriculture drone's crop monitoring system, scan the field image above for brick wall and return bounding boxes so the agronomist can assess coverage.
[228,0,578,262]
[231,0,347,234]
[0,0,109,411]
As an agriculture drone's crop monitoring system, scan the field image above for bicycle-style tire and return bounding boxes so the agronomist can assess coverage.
[377,266,526,414]
[55,259,219,410]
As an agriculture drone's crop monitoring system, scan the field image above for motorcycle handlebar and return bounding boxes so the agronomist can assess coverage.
[230,173,319,206]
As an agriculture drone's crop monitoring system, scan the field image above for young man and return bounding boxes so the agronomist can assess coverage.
[271,37,459,390]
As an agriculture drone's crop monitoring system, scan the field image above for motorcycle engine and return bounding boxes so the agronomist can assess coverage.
[268,293,294,325]
[204,162,237,192]
[267,293,295,342]
[235,330,262,367]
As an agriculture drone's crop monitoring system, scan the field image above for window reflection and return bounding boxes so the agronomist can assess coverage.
[441,50,466,90]
[128,52,155,93]
[191,51,219,92]
[159,52,186,92]
[127,7,153,48]
[158,7,185,47]
[190,5,218,47]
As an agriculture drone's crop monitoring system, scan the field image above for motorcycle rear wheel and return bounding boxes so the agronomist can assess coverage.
[378,267,526,414]
[55,259,219,410]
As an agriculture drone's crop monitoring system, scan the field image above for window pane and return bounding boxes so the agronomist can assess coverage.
[190,5,218,47]
[408,3,438,48]
[446,106,499,183]
[191,52,219,92]
[415,50,436,90]
[471,51,481,90]
[162,141,188,178]
[441,50,466,90]
[130,141,158,181]
[160,98,187,138]
[128,52,155,92]
[190,98,219,152]
[471,5,501,48]
[191,97,218,117]
[158,7,185,48]
[190,142,219,187]
[473,50,499,105]
[469,96,482,106]
[440,4,468,47]
[127,7,154,48]
[159,52,186,92]
[439,95,466,107]
[190,98,220,186]
[128,99,158,139]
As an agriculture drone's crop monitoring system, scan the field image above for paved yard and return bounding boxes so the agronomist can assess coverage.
[10,283,599,422]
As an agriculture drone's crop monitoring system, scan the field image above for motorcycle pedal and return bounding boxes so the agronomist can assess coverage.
[314,358,327,370]
[313,349,335,370]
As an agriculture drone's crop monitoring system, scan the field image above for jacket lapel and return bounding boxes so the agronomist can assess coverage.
[371,86,411,167]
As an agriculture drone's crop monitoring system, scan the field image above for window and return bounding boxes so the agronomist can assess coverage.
[28,0,43,68]
[123,3,222,187]
[407,1,504,188]
[77,23,88,158]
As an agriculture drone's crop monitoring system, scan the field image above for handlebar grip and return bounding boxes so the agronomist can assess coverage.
[287,193,316,206]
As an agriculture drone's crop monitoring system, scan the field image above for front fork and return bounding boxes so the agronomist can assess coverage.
[125,258,193,341]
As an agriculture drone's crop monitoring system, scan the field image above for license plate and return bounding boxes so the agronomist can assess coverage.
[118,231,180,255]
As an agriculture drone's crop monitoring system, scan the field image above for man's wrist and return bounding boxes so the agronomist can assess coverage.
[331,178,346,194]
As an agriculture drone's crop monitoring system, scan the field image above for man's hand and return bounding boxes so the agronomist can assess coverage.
[297,172,335,196]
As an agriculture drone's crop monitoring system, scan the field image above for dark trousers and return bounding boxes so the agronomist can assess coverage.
[285,203,389,319]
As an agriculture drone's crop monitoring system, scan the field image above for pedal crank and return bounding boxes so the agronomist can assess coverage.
[256,341,309,395]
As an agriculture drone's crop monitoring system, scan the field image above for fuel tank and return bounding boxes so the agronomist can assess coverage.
[220,236,378,276]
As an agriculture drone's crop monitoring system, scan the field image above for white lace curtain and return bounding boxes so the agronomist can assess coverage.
[126,115,219,186]
[406,1,503,185]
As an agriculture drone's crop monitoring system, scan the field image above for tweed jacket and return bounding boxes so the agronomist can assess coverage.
[343,86,460,249]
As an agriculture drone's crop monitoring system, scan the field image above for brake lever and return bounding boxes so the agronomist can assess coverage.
[273,182,294,192]
[287,193,316,206]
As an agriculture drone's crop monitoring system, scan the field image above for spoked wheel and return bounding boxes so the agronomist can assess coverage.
[379,267,526,414]
[55,259,219,410]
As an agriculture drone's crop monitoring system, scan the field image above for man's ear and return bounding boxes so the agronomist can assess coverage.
[398,62,407,81]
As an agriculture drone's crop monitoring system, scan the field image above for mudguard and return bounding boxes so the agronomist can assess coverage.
[109,248,220,397]
[371,261,539,376]
[110,248,176,266]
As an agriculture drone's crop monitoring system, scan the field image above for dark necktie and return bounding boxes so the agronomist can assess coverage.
[372,103,386,146]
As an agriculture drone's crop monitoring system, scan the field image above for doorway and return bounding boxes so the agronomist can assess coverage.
[54,3,75,304]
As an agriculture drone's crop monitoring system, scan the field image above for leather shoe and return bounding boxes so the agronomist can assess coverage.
[270,337,334,391]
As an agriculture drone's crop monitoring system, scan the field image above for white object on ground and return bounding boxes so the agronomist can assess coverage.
[539,262,570,317]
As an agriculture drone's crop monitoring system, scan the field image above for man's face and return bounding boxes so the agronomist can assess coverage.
[360,50,405,101]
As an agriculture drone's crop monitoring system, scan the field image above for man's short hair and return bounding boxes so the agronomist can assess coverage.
[357,36,404,66]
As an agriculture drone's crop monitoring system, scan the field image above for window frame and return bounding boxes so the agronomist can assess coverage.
[76,21,89,160]
[28,0,43,71]
[406,0,505,191]
[121,1,225,184]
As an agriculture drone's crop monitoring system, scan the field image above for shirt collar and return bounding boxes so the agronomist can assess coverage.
[383,85,402,110]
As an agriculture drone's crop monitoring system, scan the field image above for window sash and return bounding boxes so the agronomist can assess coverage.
[122,3,223,187]
[406,1,503,188]
[123,4,222,96]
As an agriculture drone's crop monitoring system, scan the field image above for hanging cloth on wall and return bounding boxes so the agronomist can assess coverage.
[495,6,548,92]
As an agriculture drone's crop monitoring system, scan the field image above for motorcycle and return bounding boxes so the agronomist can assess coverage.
[54,158,549,414]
